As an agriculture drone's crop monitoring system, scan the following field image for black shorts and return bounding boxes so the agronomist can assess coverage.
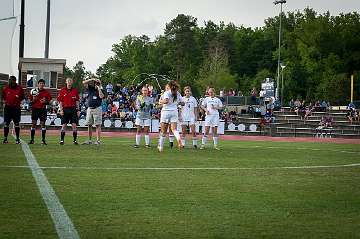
[32,108,47,122]
[4,106,21,125]
[61,107,78,125]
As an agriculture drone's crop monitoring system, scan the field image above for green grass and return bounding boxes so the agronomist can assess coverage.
[1,136,360,238]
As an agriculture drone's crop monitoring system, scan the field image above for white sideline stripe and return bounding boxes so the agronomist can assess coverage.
[19,140,80,239]
[1,163,360,171]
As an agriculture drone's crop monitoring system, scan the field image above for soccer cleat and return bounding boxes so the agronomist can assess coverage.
[59,140,64,145]
[214,146,220,151]
[157,145,163,152]
[169,142,174,148]
[15,139,21,144]
[94,140,101,145]
[73,141,79,145]
[134,144,139,148]
[29,140,34,144]
[41,140,47,145]
[193,145,198,149]
[200,145,205,150]
[145,145,151,148]
[3,138,8,144]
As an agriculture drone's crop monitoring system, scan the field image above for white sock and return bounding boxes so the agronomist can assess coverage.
[181,137,186,146]
[213,136,219,146]
[169,135,174,143]
[159,135,165,149]
[202,135,207,145]
[193,138,197,146]
[135,134,141,145]
[173,130,182,144]
[145,135,150,146]
[172,130,181,143]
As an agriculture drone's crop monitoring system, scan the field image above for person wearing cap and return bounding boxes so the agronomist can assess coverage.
[57,78,80,145]
[2,76,25,144]
[82,78,105,145]
[29,79,52,145]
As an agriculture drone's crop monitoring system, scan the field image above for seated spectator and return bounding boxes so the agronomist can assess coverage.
[295,101,306,118]
[322,113,333,128]
[111,103,118,118]
[347,108,356,123]
[304,103,314,120]
[266,98,275,114]
[347,101,356,110]
[264,110,275,123]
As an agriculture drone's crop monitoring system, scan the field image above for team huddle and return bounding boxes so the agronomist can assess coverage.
[2,76,222,151]
[134,80,223,152]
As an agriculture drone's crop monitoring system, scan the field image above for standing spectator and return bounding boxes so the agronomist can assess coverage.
[57,78,80,145]
[29,79,52,145]
[106,82,113,95]
[2,76,24,144]
[82,78,105,145]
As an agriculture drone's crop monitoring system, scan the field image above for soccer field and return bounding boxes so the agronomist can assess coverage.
[1,136,360,239]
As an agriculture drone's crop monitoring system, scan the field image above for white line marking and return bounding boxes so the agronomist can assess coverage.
[19,140,80,239]
[1,163,360,171]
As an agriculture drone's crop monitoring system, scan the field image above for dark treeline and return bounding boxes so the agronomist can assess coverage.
[67,8,360,105]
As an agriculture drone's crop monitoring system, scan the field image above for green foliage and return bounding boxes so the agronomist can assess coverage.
[93,9,360,104]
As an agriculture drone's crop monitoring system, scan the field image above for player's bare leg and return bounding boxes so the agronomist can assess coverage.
[190,124,197,148]
[201,126,210,149]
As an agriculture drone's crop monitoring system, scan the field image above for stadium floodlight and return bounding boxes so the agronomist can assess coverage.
[274,0,286,101]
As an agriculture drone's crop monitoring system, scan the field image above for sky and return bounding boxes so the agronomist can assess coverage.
[0,0,360,75]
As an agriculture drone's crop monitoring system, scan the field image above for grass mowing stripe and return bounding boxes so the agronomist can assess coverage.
[19,139,80,239]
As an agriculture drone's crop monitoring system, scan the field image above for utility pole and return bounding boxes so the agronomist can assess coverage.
[19,0,25,81]
[45,0,51,58]
[274,0,286,101]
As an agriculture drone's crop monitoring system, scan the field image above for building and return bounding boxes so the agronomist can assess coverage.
[18,57,66,98]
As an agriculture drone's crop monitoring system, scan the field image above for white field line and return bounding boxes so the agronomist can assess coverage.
[1,163,360,171]
[19,140,80,239]
[232,145,360,155]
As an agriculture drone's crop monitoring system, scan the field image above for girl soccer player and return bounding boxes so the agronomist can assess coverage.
[180,86,198,148]
[158,81,184,152]
[134,86,154,148]
[200,87,223,150]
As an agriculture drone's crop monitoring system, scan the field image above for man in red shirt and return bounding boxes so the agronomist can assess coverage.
[29,79,52,145]
[57,78,80,145]
[2,76,25,144]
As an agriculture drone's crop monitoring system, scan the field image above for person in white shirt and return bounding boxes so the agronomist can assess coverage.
[180,86,198,148]
[200,87,223,150]
[134,86,154,148]
[158,81,184,152]
[159,84,175,148]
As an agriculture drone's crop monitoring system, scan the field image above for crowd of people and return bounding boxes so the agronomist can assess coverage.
[2,75,359,146]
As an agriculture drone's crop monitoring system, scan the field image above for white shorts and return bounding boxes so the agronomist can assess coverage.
[85,107,102,126]
[204,114,219,127]
[181,118,196,126]
[135,118,151,127]
[160,110,178,124]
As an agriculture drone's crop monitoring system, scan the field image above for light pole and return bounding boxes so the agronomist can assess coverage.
[280,63,286,105]
[274,0,286,101]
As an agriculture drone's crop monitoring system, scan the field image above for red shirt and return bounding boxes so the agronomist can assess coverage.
[2,85,25,107]
[57,87,79,108]
[30,89,52,109]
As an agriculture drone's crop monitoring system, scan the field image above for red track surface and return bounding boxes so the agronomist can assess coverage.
[5,129,359,145]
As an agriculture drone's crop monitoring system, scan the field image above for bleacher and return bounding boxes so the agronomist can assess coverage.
[230,107,360,139]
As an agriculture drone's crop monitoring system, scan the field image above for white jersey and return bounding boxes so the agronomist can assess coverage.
[201,96,223,116]
[181,96,198,121]
[161,90,183,111]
